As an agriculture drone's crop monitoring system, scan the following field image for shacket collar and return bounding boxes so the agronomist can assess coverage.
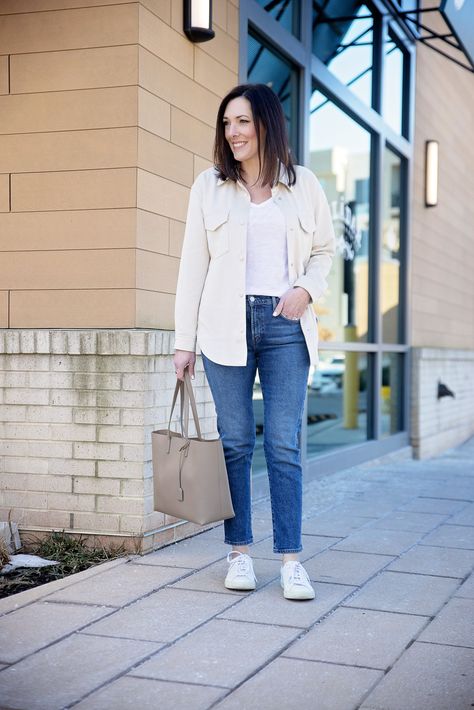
[215,161,293,191]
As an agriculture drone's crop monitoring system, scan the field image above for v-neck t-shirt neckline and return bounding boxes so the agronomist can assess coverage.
[249,196,273,208]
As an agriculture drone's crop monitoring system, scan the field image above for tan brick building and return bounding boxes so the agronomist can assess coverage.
[1,0,473,551]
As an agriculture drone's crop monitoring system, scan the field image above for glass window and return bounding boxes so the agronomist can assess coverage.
[254,0,300,37]
[252,370,265,474]
[310,87,371,345]
[246,0,410,456]
[247,33,300,474]
[382,32,404,134]
[312,2,374,108]
[381,353,403,436]
[307,351,369,456]
[248,32,299,155]
[382,148,402,344]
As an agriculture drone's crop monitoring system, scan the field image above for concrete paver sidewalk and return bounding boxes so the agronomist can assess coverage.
[1,439,473,710]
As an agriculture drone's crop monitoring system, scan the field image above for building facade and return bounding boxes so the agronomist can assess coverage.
[0,0,473,552]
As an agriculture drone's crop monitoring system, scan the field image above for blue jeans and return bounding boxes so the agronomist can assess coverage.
[201,294,310,554]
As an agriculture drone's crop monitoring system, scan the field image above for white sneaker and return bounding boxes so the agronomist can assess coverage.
[280,561,315,600]
[224,551,257,591]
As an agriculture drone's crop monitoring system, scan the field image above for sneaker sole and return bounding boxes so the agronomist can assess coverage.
[225,579,256,591]
[281,581,315,600]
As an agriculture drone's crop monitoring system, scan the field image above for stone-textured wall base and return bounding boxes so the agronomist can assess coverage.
[18,519,219,555]
[4,334,472,550]
[0,329,217,553]
[411,348,474,459]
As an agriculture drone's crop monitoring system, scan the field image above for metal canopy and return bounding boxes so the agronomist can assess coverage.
[396,1,474,73]
[312,1,474,73]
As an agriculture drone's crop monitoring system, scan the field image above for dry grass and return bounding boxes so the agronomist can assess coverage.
[0,529,131,599]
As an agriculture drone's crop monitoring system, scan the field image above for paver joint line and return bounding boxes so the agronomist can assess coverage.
[1,437,474,710]
[280,653,387,672]
[0,564,221,669]
[417,639,474,651]
[125,673,231,690]
[377,569,464,581]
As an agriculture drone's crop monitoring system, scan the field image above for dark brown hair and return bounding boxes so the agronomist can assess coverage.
[213,83,296,187]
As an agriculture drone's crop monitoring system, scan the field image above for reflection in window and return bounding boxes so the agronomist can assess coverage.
[307,351,369,456]
[248,32,299,156]
[247,33,299,475]
[381,353,403,436]
[310,88,370,344]
[382,33,404,134]
[312,2,373,108]
[254,0,300,37]
[251,370,265,474]
[382,148,401,344]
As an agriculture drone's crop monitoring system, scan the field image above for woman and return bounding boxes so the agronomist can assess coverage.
[173,83,335,600]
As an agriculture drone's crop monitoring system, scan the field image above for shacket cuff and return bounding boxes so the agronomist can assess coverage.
[293,273,327,305]
[174,334,197,353]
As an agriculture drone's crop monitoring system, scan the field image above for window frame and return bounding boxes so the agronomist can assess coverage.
[240,0,415,476]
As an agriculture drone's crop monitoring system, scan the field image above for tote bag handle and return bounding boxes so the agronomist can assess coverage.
[167,370,202,440]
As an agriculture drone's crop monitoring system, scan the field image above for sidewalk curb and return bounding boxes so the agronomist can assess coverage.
[0,554,140,616]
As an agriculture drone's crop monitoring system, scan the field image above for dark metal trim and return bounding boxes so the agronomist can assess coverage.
[310,54,412,159]
[252,432,411,500]
[373,3,384,114]
[246,0,307,66]
[393,5,474,72]
[240,0,415,468]
[417,37,473,73]
[318,343,409,353]
[304,432,411,481]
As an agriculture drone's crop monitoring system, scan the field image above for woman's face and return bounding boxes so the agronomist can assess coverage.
[223,96,260,163]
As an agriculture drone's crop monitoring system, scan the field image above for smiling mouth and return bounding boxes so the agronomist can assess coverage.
[232,142,247,149]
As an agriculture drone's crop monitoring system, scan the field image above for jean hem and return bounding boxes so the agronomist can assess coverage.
[273,547,303,554]
[225,539,254,546]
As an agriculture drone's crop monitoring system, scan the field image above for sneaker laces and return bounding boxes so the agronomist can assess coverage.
[227,551,251,575]
[285,561,309,586]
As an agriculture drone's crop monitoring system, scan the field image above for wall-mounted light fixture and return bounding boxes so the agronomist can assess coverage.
[425,140,439,207]
[183,0,215,43]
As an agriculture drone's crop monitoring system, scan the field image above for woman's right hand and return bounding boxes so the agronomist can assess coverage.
[173,350,196,381]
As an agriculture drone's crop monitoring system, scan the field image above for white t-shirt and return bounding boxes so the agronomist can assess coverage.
[245,197,290,296]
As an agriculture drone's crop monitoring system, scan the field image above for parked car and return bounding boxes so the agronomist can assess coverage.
[309,356,345,391]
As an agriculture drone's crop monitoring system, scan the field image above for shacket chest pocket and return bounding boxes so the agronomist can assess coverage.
[297,212,316,255]
[203,208,231,259]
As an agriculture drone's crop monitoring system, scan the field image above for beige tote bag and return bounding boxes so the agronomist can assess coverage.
[152,371,235,525]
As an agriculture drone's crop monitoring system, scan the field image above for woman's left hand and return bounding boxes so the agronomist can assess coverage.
[273,287,311,320]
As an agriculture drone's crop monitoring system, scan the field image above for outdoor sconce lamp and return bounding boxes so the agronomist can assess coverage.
[425,140,439,207]
[183,0,215,43]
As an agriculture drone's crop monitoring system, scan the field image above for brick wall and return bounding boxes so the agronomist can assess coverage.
[0,330,219,552]
[0,0,239,329]
[410,13,474,456]
[411,348,474,459]
[0,0,239,547]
